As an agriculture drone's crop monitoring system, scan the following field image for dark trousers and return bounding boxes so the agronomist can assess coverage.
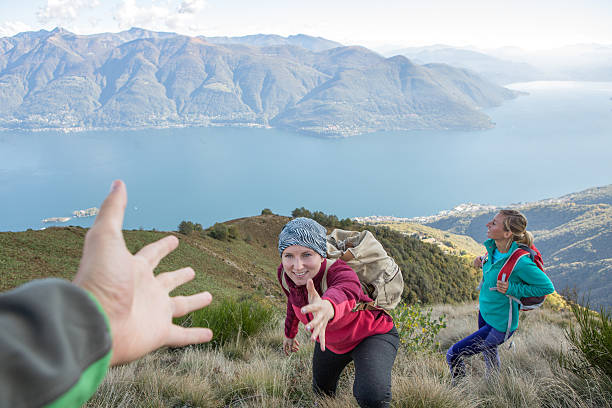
[446,311,514,378]
[312,326,399,408]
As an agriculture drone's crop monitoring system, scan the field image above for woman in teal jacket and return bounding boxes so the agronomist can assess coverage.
[446,209,554,379]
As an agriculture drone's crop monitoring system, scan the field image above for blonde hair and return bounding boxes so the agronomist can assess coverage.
[499,209,534,247]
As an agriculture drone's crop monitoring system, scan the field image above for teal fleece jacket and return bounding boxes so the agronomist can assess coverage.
[479,239,555,333]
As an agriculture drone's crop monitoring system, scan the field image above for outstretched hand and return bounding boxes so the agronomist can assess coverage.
[73,180,213,366]
[301,279,335,351]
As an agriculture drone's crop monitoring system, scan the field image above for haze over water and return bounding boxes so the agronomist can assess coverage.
[1,81,611,232]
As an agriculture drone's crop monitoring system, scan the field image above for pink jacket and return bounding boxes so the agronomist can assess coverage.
[278,259,394,354]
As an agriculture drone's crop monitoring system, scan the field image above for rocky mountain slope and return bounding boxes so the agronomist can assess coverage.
[0,28,519,136]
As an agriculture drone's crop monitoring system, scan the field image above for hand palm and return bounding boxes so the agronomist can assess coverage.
[74,181,213,365]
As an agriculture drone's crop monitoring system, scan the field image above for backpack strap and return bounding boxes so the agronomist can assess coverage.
[476,252,488,292]
[281,259,336,294]
[488,245,547,343]
[319,259,337,294]
[491,247,530,342]
[497,248,530,283]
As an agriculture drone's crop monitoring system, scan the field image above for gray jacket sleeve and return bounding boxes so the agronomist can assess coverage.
[0,279,112,408]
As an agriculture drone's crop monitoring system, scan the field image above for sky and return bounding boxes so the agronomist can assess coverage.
[1,0,612,51]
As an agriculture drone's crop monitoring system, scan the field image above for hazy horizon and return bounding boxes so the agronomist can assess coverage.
[2,1,611,52]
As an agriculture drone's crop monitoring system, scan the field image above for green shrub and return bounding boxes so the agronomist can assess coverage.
[566,298,612,379]
[177,298,276,347]
[209,223,229,241]
[228,225,239,240]
[177,221,203,235]
[389,302,446,352]
[261,208,273,215]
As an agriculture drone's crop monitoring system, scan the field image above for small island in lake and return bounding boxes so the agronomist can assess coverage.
[42,217,71,223]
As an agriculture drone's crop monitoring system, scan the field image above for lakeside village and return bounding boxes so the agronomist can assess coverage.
[42,207,99,224]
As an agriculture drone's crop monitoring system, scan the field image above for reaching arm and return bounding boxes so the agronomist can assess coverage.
[0,180,214,407]
[505,257,555,299]
[0,279,111,407]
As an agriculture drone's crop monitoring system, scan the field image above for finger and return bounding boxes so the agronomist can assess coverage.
[92,180,127,234]
[320,328,326,352]
[311,321,322,342]
[171,292,213,317]
[306,279,320,302]
[301,303,321,315]
[308,313,325,330]
[165,325,213,347]
[136,235,179,269]
[157,267,196,292]
[294,339,300,347]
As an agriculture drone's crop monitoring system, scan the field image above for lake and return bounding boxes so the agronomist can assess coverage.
[1,81,611,232]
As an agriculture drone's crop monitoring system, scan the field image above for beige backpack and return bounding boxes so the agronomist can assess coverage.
[326,229,404,310]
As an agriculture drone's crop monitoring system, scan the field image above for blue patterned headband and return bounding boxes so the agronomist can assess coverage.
[278,217,327,258]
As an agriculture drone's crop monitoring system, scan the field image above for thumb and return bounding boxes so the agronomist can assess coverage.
[306,279,320,302]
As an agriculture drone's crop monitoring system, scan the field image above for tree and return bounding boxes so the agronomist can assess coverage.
[261,208,273,215]
[178,221,194,235]
[292,207,312,218]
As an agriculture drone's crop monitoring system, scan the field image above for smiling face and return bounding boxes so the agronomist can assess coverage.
[486,212,513,242]
[281,245,324,286]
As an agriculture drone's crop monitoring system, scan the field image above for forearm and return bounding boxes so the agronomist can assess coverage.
[507,281,554,298]
[0,279,112,407]
[285,301,299,338]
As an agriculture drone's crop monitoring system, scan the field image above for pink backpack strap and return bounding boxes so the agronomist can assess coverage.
[497,248,530,282]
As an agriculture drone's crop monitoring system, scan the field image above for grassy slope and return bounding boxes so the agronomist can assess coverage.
[85,303,611,408]
[0,223,285,303]
[0,213,479,307]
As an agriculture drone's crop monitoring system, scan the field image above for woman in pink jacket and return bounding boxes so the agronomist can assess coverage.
[278,217,398,408]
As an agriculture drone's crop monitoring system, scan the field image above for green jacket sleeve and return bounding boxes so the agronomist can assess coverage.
[506,257,555,299]
[0,279,112,408]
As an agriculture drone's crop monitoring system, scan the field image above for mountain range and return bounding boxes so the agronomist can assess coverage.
[0,28,519,137]
[387,45,543,85]
[407,185,612,310]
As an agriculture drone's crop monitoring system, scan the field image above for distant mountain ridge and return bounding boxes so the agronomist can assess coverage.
[394,185,612,309]
[201,33,343,52]
[0,28,519,137]
[386,43,612,84]
[387,45,543,85]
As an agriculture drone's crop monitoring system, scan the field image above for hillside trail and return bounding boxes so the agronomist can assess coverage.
[187,239,243,271]
[186,238,276,294]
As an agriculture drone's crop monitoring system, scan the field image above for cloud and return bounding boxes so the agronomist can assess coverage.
[114,0,171,30]
[178,0,207,14]
[0,21,33,37]
[37,0,101,24]
[114,0,208,34]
